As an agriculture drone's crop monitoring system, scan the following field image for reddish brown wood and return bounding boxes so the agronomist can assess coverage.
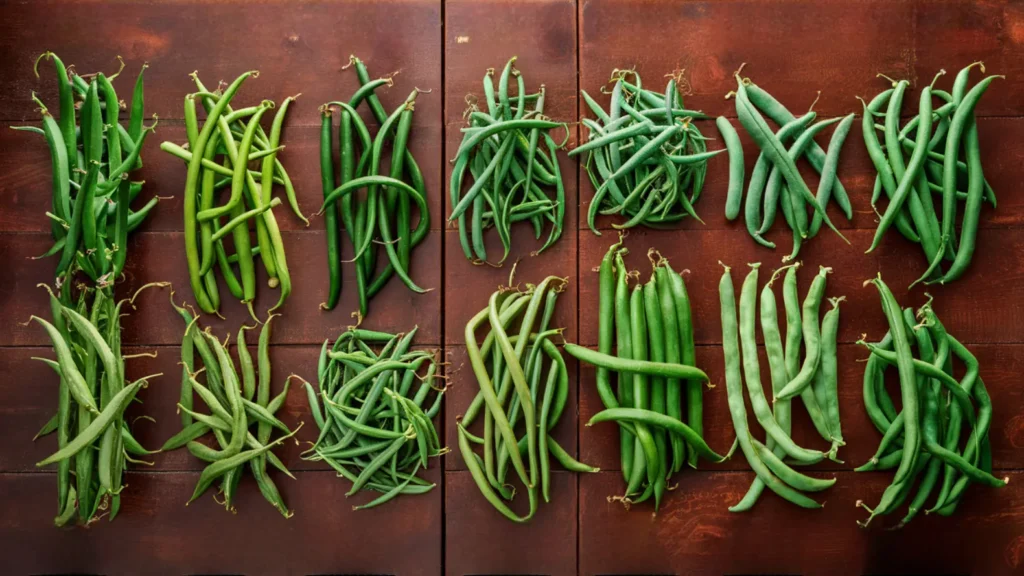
[2,1,1024,574]
[0,1,443,124]
[579,470,1024,576]
[914,0,1024,117]
[445,470,577,576]
[0,469,442,576]
[579,0,916,118]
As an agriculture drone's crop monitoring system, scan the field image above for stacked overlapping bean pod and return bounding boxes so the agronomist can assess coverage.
[161,302,301,516]
[856,276,1006,528]
[319,56,432,315]
[458,276,597,522]
[450,57,567,264]
[861,64,1001,286]
[161,70,304,319]
[567,240,728,512]
[30,282,165,527]
[577,69,723,233]
[303,326,443,509]
[718,262,843,511]
[14,53,159,285]
[723,70,855,260]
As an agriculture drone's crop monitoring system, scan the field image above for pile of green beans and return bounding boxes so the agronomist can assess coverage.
[31,281,164,527]
[319,56,432,315]
[719,262,843,511]
[161,70,304,319]
[568,239,727,512]
[856,276,1006,528]
[14,53,158,285]
[458,276,597,522]
[302,326,443,509]
[861,64,1001,286]
[725,69,854,259]
[578,69,721,233]
[162,300,300,516]
[450,57,567,264]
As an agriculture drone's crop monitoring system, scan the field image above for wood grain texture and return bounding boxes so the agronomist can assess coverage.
[445,470,578,576]
[0,469,442,576]
[579,470,1024,576]
[2,0,1024,574]
[0,1,443,124]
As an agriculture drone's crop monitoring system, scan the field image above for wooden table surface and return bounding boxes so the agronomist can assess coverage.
[1,1,1022,575]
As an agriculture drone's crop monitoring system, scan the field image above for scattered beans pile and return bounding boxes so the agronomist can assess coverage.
[303,326,443,509]
[161,70,303,319]
[31,282,164,526]
[861,64,1001,286]
[856,276,1006,527]
[723,69,855,260]
[718,262,843,511]
[451,57,567,264]
[577,69,720,233]
[162,303,300,516]
[458,276,596,522]
[319,56,432,315]
[568,239,726,512]
[15,53,158,285]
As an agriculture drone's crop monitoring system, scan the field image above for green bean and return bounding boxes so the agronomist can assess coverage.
[717,116,744,220]
[187,424,300,504]
[734,78,846,243]
[37,381,145,467]
[808,113,855,238]
[870,276,920,488]
[565,343,708,382]
[614,254,636,483]
[739,265,826,463]
[817,298,844,446]
[744,81,851,218]
[776,266,831,400]
[719,265,820,511]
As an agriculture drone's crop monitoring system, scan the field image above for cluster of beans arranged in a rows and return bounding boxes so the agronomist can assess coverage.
[15,51,1007,530]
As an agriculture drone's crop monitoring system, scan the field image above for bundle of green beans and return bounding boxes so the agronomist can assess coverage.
[450,57,567,264]
[578,69,722,233]
[718,262,843,512]
[861,64,1001,287]
[319,56,431,316]
[161,70,304,320]
[725,69,855,260]
[856,276,1005,528]
[458,276,598,522]
[30,281,164,527]
[162,301,301,516]
[566,240,729,512]
[14,53,159,285]
[302,326,443,509]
